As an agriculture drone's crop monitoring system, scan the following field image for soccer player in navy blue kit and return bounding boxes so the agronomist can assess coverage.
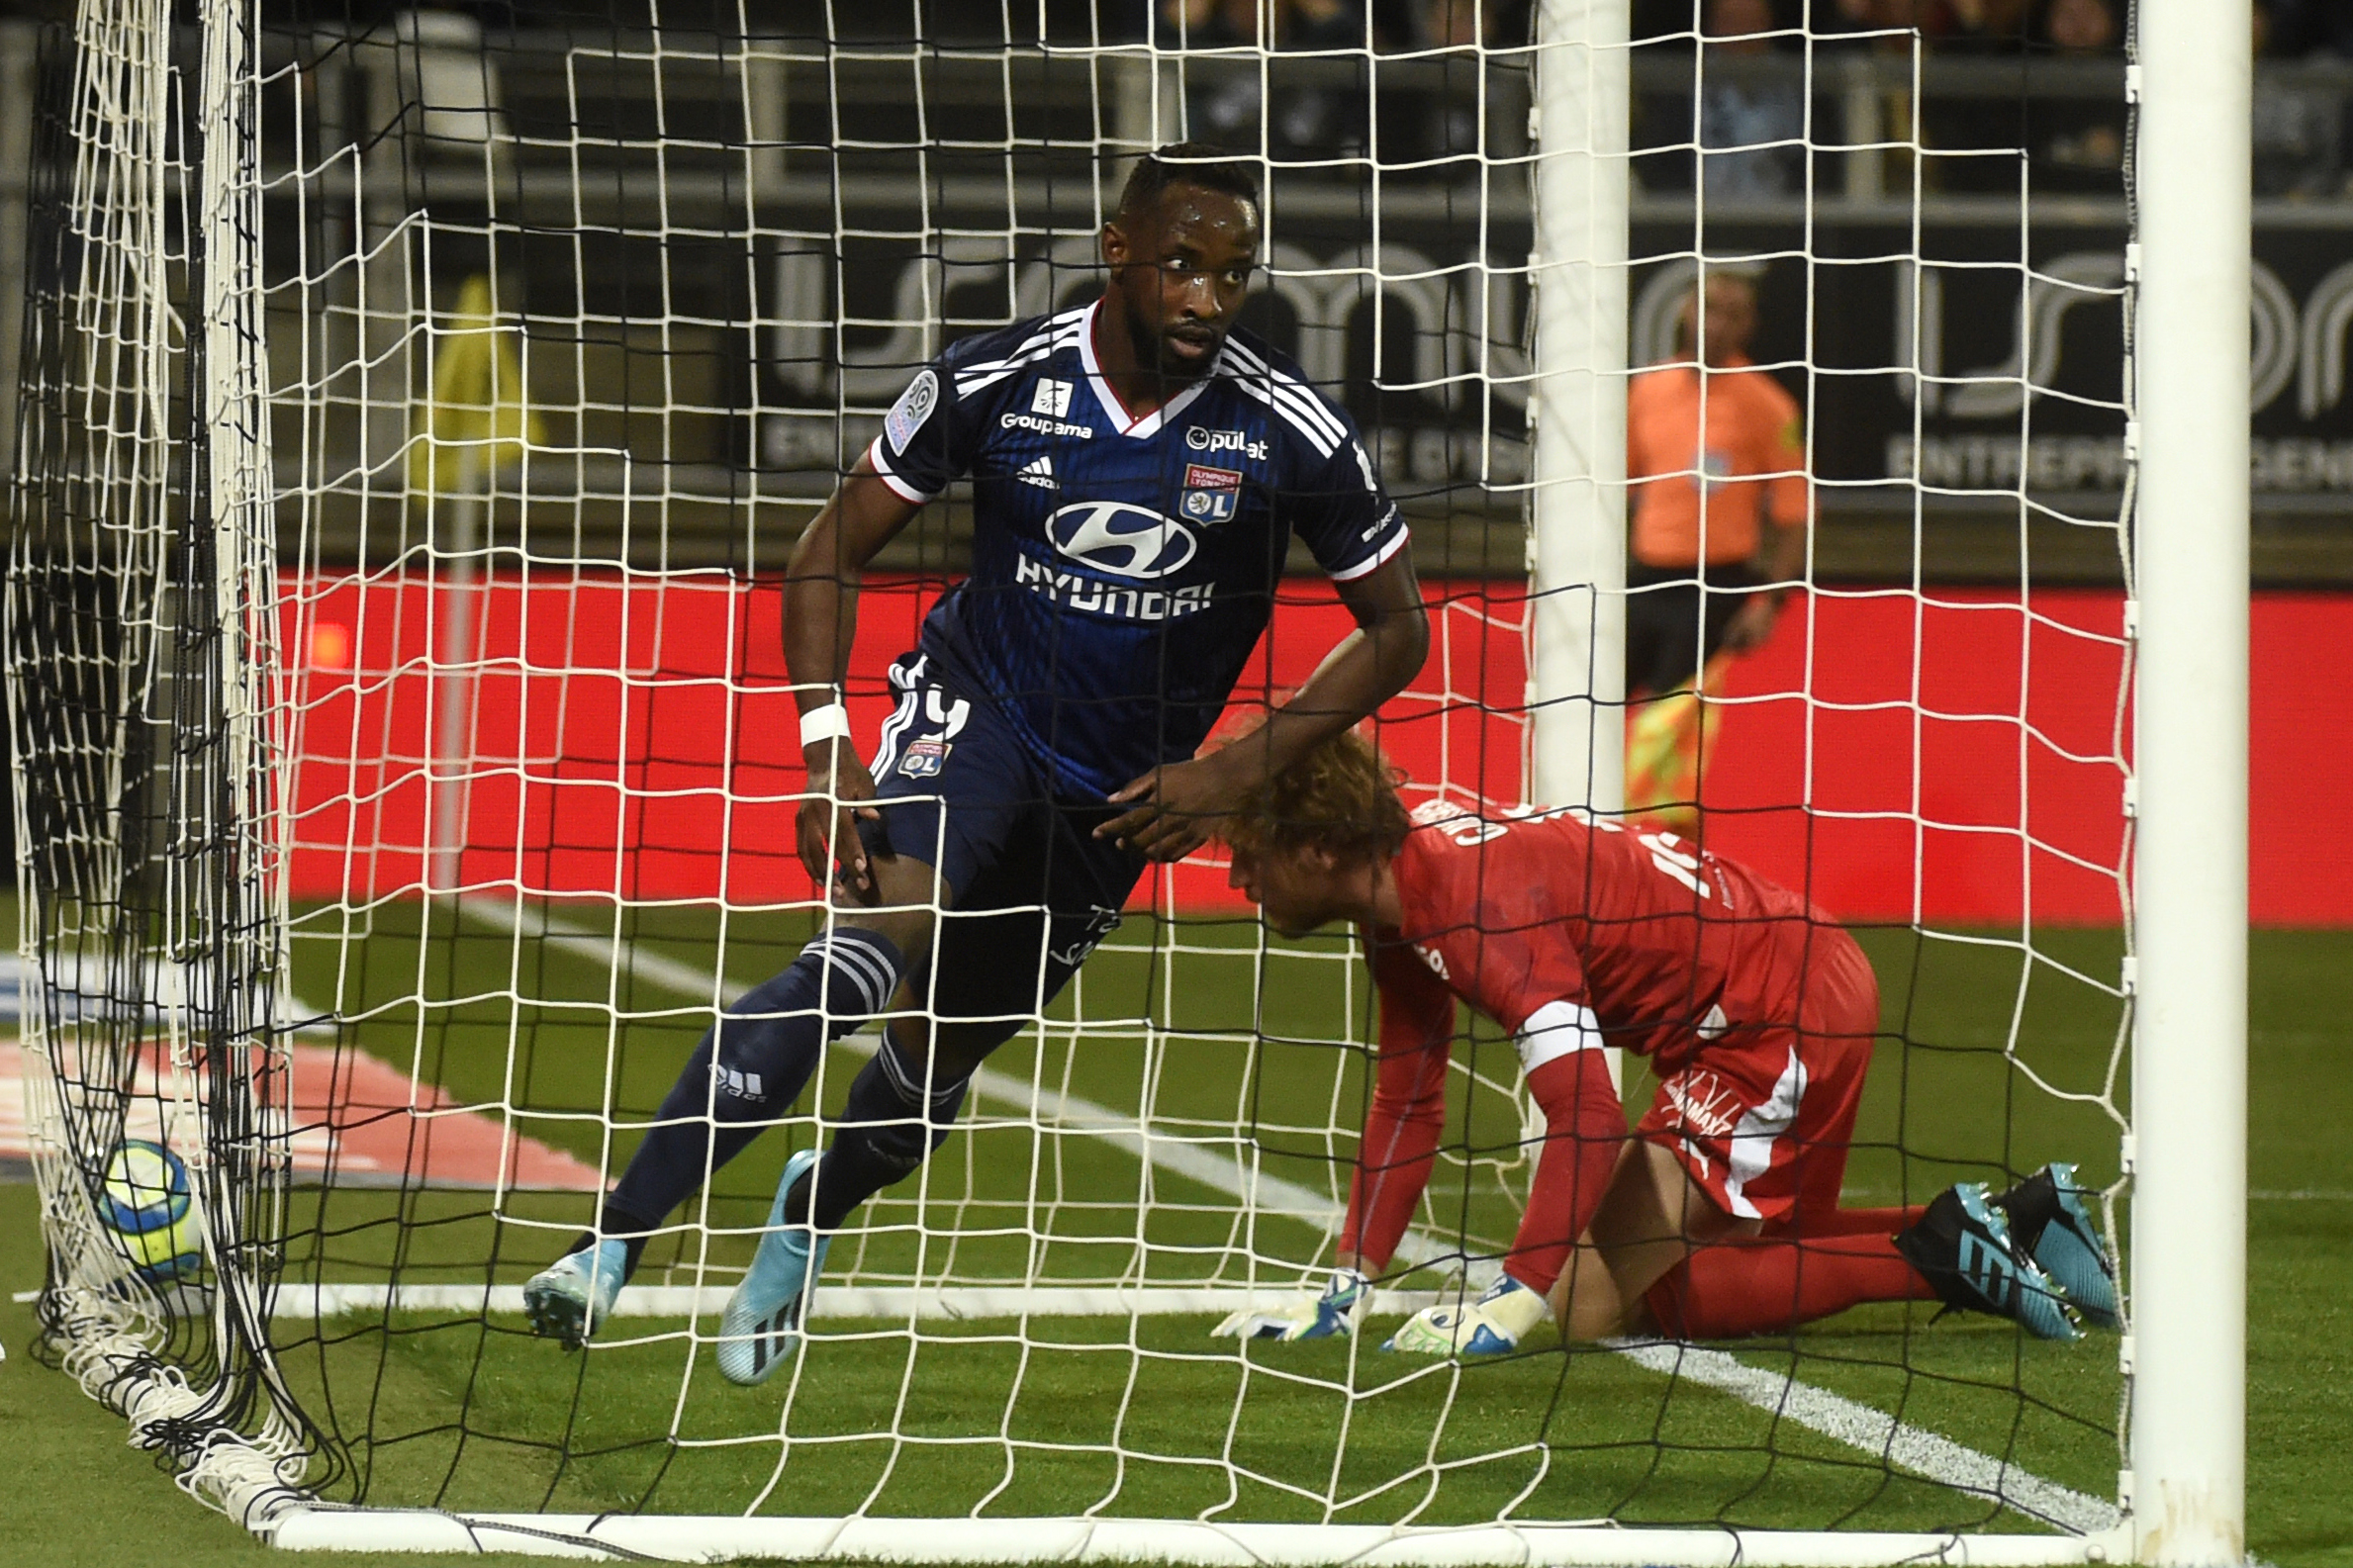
[523,144,1431,1382]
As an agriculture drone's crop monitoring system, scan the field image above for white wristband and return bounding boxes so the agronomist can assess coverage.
[799,702,854,750]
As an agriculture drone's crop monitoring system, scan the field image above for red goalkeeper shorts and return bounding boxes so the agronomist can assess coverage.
[1632,922,1880,1227]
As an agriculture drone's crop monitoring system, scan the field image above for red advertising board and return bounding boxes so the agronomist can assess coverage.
[278,573,2349,926]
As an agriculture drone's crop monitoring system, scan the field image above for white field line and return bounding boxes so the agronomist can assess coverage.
[1610,1340,2118,1536]
[447,899,2118,1536]
[468,899,1455,1267]
[272,1282,1459,1321]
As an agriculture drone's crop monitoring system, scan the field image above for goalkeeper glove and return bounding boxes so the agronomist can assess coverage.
[1381,1273,1551,1356]
[1211,1267,1370,1341]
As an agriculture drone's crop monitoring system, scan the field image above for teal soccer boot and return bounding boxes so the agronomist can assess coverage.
[717,1149,832,1386]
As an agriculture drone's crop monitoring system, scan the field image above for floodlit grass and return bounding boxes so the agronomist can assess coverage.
[267,1304,2108,1533]
[2,923,2345,1563]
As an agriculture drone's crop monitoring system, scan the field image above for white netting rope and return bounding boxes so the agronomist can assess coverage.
[9,1,2138,1552]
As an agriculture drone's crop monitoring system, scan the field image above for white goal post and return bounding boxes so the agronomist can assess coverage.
[2128,0,2251,1562]
[5,0,2248,1561]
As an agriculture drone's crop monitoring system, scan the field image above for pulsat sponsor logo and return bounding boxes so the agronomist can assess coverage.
[1045,501,1197,579]
[1184,426,1268,461]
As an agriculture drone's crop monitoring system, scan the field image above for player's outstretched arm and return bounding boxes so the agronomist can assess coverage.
[1214,928,1454,1346]
[1337,933,1456,1271]
[786,456,921,894]
[1099,548,1430,860]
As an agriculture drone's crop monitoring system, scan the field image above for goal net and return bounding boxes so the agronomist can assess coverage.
[4,0,2197,1560]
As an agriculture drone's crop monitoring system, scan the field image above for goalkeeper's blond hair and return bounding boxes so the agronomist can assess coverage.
[1222,727,1412,868]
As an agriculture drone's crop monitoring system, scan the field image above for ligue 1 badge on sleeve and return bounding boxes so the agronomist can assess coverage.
[1179,463,1242,523]
[886,369,939,455]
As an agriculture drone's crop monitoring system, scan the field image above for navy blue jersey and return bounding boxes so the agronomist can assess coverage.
[865,301,1406,799]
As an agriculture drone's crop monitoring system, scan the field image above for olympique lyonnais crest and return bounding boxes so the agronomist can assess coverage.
[1179,463,1242,523]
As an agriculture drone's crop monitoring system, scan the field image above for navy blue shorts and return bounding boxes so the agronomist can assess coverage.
[855,651,1146,1061]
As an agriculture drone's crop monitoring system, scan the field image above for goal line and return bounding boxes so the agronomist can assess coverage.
[268,1513,2128,1565]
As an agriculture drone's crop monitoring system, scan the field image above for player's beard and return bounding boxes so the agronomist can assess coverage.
[1131,307,1221,388]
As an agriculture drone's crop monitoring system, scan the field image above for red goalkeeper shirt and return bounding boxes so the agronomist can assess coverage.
[1383,801,1824,1072]
[1339,802,1836,1273]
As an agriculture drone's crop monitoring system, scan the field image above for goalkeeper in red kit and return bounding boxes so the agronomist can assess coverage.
[1210,731,2119,1354]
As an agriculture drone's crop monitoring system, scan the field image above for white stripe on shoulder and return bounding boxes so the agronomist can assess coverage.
[956,352,1055,397]
[956,316,1063,375]
[954,309,1088,380]
[955,323,1085,400]
[1217,338,1350,446]
[1222,371,1338,457]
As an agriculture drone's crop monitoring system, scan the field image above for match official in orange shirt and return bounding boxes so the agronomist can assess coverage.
[1623,271,1809,828]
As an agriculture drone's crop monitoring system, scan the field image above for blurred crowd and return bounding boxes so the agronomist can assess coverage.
[1104,0,2353,58]
[1094,0,2353,199]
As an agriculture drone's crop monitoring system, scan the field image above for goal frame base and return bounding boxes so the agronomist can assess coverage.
[267,1511,2135,1566]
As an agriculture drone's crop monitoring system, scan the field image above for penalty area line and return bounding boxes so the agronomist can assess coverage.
[460,898,2120,1538]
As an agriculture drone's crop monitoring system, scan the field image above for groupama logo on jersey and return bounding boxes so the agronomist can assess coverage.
[1045,502,1197,580]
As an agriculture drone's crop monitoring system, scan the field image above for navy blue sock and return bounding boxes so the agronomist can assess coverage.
[784,1035,971,1232]
[601,927,905,1250]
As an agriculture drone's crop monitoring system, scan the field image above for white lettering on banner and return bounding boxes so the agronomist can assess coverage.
[1892,432,2353,493]
[2249,438,2353,491]
[1886,434,2129,492]
[1184,426,1270,462]
[1013,554,1214,620]
[1000,411,1094,440]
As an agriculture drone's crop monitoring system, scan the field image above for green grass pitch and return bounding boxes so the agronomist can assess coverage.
[2,922,2347,1567]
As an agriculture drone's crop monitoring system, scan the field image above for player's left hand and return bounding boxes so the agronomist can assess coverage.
[1096,750,1248,861]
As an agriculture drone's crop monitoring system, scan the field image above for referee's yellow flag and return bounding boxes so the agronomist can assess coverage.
[409,273,543,501]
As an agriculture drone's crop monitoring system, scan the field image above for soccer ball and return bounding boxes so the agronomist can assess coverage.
[97,1140,205,1283]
